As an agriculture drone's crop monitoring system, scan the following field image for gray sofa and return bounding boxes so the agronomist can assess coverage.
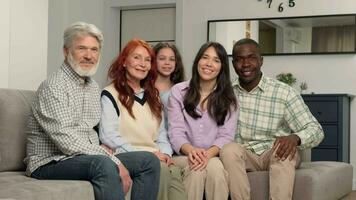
[0,89,94,200]
[0,88,353,200]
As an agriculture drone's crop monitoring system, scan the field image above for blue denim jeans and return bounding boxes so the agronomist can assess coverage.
[31,152,160,200]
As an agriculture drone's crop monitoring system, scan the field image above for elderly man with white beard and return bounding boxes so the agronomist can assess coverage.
[24,22,160,200]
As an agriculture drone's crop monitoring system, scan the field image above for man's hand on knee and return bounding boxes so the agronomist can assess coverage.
[273,134,300,161]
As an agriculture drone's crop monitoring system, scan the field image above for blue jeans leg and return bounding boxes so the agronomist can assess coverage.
[116,151,160,200]
[31,155,123,200]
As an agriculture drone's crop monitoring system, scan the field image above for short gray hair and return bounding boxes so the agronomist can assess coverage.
[63,21,103,49]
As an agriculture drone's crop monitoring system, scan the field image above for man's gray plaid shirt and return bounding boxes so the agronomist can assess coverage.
[25,62,120,176]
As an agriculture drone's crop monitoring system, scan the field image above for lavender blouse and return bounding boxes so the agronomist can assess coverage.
[167,81,238,154]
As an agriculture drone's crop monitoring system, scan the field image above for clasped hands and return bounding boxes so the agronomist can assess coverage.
[187,148,210,171]
[273,134,301,161]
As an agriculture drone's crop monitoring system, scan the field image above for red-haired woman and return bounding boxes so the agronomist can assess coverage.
[99,38,187,200]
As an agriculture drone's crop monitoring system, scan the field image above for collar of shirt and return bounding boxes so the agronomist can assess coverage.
[61,62,93,86]
[233,73,267,94]
[135,88,145,99]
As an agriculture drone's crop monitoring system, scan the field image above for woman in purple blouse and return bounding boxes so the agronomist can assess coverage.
[167,41,238,200]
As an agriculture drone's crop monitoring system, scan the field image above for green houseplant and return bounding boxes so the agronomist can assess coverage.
[276,73,297,86]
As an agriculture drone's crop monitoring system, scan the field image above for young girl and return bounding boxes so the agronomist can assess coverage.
[153,42,185,130]
[99,38,186,200]
[168,42,238,200]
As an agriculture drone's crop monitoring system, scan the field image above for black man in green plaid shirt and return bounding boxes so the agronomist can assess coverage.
[220,38,324,200]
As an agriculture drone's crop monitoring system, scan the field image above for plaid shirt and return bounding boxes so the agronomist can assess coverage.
[233,75,324,155]
[24,62,120,175]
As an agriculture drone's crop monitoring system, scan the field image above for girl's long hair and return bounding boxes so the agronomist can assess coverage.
[184,42,237,125]
[108,38,162,120]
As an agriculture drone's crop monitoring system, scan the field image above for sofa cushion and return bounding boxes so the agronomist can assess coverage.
[0,171,94,200]
[248,161,353,200]
[0,89,35,172]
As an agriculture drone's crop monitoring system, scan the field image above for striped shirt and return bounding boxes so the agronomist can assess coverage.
[24,62,120,176]
[233,75,324,155]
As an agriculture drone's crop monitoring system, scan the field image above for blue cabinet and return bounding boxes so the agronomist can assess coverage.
[302,94,353,163]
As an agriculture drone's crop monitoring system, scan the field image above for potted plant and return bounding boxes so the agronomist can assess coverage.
[276,72,297,86]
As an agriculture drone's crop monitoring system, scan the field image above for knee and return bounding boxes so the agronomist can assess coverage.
[206,170,227,184]
[90,155,118,177]
[141,152,161,174]
[220,142,245,161]
[270,150,300,167]
[206,160,226,181]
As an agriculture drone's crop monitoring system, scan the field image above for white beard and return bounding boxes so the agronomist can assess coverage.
[67,52,99,77]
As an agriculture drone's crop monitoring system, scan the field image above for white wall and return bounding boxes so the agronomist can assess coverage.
[0,0,48,90]
[0,0,10,88]
[48,0,107,87]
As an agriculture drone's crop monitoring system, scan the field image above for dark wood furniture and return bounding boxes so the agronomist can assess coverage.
[302,94,353,162]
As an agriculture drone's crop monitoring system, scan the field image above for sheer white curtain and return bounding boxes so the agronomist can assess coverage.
[312,25,355,52]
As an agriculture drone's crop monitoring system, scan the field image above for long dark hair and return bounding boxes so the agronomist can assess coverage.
[153,42,185,84]
[108,38,162,120]
[183,42,237,125]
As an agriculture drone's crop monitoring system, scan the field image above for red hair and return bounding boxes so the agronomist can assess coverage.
[108,38,162,120]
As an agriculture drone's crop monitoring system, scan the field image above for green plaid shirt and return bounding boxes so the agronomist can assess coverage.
[233,75,324,155]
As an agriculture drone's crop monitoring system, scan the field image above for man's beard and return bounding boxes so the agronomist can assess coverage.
[67,52,99,77]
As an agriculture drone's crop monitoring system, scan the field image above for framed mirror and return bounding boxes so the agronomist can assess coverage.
[207,14,356,56]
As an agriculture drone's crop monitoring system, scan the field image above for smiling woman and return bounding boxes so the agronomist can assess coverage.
[99,38,187,200]
[168,41,237,200]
